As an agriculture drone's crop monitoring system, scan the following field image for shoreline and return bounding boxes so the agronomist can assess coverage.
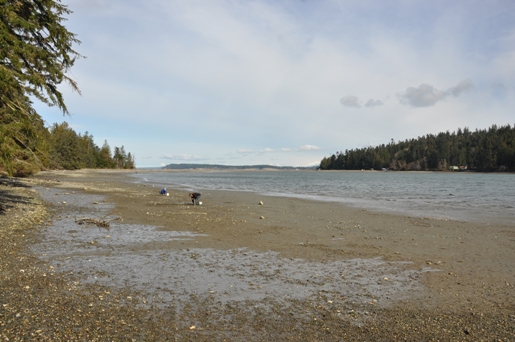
[130,168,515,226]
[1,169,514,340]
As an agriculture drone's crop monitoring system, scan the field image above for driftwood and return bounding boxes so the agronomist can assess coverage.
[75,214,120,228]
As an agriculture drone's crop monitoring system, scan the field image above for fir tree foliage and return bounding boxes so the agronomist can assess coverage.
[0,0,82,113]
[1,1,136,175]
[0,0,82,175]
[48,122,136,170]
[320,124,515,172]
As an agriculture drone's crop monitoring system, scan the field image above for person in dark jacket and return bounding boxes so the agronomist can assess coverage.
[189,192,201,205]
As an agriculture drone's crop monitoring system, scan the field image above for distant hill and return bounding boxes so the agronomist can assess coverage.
[163,163,316,170]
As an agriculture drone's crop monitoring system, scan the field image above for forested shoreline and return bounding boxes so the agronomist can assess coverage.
[320,124,515,172]
[0,118,135,177]
[1,1,134,177]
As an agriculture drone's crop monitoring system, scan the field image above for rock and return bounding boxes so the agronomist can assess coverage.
[260,216,265,219]
[259,201,263,205]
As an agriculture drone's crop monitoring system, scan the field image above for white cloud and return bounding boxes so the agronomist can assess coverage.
[161,154,204,161]
[299,145,321,151]
[43,1,515,167]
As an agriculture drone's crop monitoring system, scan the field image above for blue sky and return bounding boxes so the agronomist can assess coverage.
[35,0,515,167]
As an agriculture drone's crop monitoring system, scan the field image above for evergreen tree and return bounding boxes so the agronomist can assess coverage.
[96,140,114,168]
[125,152,135,169]
[319,124,515,172]
[49,122,81,169]
[0,0,82,175]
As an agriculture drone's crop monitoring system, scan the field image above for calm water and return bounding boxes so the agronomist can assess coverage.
[132,171,515,224]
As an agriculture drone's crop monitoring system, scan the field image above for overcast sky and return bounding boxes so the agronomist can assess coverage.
[35,0,515,167]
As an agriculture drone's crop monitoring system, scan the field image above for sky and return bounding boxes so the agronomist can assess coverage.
[34,0,515,167]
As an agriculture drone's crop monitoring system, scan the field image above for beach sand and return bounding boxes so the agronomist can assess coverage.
[1,169,514,340]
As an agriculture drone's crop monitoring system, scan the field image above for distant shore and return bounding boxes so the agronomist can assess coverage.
[1,169,514,340]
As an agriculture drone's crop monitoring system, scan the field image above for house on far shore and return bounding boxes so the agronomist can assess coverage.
[449,165,468,171]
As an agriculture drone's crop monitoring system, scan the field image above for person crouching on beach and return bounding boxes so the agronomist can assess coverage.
[189,192,201,205]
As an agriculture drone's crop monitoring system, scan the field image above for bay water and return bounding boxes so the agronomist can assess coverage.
[131,170,515,224]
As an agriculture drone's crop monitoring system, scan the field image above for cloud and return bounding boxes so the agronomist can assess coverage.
[398,83,447,107]
[236,145,321,155]
[341,96,383,109]
[161,154,204,161]
[364,99,383,107]
[299,144,321,151]
[340,95,361,108]
[448,79,473,97]
[398,79,474,107]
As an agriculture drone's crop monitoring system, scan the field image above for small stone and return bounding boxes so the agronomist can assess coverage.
[259,201,263,205]
[189,325,196,330]
[260,216,265,219]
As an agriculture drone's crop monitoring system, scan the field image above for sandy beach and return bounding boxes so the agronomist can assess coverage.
[1,169,514,340]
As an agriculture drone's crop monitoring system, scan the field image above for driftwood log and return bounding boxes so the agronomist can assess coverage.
[75,215,120,228]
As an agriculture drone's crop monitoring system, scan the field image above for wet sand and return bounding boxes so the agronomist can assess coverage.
[1,169,514,340]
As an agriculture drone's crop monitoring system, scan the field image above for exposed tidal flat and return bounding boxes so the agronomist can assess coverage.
[1,170,514,340]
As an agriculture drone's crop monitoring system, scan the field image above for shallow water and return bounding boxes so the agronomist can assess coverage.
[33,188,431,311]
[132,170,515,224]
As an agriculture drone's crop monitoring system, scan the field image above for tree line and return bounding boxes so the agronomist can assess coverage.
[320,124,515,172]
[1,1,134,176]
[0,119,135,176]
